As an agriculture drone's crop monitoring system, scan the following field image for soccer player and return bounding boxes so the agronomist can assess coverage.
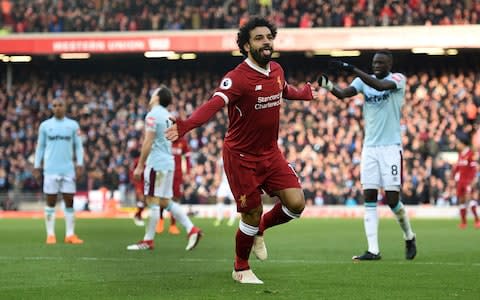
[166,17,318,284]
[214,158,237,227]
[130,150,146,226]
[33,98,84,245]
[156,137,191,235]
[319,50,417,260]
[127,86,202,251]
[451,133,480,229]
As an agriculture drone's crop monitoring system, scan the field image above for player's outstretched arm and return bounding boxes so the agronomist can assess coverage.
[165,96,225,141]
[330,60,396,91]
[283,82,316,101]
[318,74,357,99]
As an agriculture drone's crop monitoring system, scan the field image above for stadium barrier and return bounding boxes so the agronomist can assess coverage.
[0,25,479,54]
[0,190,463,221]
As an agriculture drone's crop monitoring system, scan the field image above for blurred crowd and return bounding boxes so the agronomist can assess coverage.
[1,63,479,207]
[1,0,479,33]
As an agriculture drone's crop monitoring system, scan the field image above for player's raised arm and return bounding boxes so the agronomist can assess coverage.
[165,96,225,142]
[282,81,316,101]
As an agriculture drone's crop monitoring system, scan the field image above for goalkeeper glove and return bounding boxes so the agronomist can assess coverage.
[329,60,355,72]
[318,74,333,91]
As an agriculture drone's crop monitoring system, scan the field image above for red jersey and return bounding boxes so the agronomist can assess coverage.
[215,59,312,160]
[172,137,191,178]
[176,58,313,161]
[453,147,477,183]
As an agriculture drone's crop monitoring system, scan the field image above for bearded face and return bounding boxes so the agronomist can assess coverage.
[246,26,274,68]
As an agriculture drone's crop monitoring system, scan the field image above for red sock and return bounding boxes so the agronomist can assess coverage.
[258,201,294,235]
[471,204,479,221]
[171,216,176,225]
[460,207,467,224]
[234,229,254,271]
[160,207,164,220]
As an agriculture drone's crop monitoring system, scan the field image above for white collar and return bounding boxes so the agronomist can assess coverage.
[245,58,270,76]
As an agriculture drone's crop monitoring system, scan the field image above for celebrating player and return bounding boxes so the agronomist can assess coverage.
[166,16,318,284]
[34,98,84,245]
[320,50,417,260]
[451,133,480,229]
[127,86,202,251]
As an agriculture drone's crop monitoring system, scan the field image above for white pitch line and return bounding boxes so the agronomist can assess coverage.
[0,256,479,267]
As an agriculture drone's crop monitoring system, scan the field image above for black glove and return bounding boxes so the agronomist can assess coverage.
[317,74,333,91]
[329,60,355,72]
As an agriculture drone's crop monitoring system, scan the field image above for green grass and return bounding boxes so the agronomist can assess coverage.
[0,218,479,300]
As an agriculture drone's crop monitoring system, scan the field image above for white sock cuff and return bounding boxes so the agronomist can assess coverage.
[391,201,404,213]
[239,220,258,236]
[44,207,55,214]
[281,205,301,219]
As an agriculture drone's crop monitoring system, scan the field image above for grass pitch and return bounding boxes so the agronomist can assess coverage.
[0,217,478,299]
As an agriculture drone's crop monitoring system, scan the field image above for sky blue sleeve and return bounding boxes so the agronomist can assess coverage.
[74,122,84,166]
[350,77,363,94]
[34,123,46,168]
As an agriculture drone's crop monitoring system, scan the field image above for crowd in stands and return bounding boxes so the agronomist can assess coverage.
[1,59,479,207]
[1,0,479,33]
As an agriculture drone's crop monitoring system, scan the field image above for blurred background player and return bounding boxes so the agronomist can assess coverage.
[33,98,84,245]
[131,149,145,226]
[127,85,202,251]
[321,50,416,260]
[214,157,237,227]
[451,133,480,229]
[156,136,191,235]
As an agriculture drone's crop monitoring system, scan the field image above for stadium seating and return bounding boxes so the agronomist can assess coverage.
[1,0,479,33]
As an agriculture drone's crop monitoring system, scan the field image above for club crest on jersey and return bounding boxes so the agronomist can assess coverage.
[255,84,262,91]
[220,78,232,90]
[238,194,247,208]
[277,76,282,90]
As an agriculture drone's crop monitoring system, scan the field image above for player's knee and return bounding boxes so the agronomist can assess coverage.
[241,205,263,225]
[286,193,305,215]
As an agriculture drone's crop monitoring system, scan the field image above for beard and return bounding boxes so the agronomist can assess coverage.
[250,46,273,67]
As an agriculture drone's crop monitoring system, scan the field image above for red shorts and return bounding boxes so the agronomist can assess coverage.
[173,176,183,198]
[223,147,301,213]
[457,181,473,198]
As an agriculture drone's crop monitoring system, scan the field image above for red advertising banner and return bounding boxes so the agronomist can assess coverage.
[0,25,478,54]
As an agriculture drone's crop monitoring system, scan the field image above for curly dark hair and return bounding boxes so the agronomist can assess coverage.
[236,16,277,57]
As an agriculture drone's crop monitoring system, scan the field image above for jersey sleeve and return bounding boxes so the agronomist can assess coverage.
[145,112,157,132]
[34,122,46,168]
[391,73,406,90]
[212,70,244,105]
[350,77,363,94]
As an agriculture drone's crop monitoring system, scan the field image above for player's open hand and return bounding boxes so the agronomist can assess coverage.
[317,74,333,91]
[165,116,179,142]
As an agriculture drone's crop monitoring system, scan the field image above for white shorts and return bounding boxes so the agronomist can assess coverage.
[216,179,234,199]
[144,167,173,199]
[43,174,76,194]
[361,144,402,191]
